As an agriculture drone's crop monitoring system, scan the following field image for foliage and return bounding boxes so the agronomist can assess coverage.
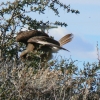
[0,58,100,100]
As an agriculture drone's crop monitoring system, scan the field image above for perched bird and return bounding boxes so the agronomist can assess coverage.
[16,29,73,61]
[27,33,73,61]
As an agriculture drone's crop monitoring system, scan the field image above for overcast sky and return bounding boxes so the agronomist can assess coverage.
[0,0,100,66]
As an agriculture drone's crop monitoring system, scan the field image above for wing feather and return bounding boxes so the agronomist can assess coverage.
[16,30,49,43]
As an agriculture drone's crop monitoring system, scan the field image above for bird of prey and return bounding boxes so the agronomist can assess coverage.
[27,34,73,61]
[16,30,73,61]
[20,34,73,61]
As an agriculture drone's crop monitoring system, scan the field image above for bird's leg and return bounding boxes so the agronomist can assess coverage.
[26,43,36,60]
[20,43,35,60]
[26,43,35,52]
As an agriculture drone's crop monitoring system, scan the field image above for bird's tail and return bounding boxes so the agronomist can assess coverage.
[59,33,73,46]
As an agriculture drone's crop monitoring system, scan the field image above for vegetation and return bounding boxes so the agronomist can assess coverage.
[0,0,100,100]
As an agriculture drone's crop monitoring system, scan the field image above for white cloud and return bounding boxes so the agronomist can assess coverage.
[21,27,28,31]
[48,26,70,40]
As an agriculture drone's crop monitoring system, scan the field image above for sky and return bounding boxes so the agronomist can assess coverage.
[0,0,100,66]
[49,0,100,65]
[47,0,100,65]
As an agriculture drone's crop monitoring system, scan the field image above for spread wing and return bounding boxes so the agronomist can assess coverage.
[27,36,69,51]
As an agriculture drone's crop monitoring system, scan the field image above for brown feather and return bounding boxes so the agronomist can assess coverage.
[16,30,49,43]
[59,33,73,46]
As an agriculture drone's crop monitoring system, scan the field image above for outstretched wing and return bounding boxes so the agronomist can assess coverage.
[27,36,69,52]
[59,33,73,46]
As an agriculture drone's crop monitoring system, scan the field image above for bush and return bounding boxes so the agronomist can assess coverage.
[0,58,100,100]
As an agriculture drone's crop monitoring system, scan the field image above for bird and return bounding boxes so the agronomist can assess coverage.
[16,30,73,61]
[26,33,73,61]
